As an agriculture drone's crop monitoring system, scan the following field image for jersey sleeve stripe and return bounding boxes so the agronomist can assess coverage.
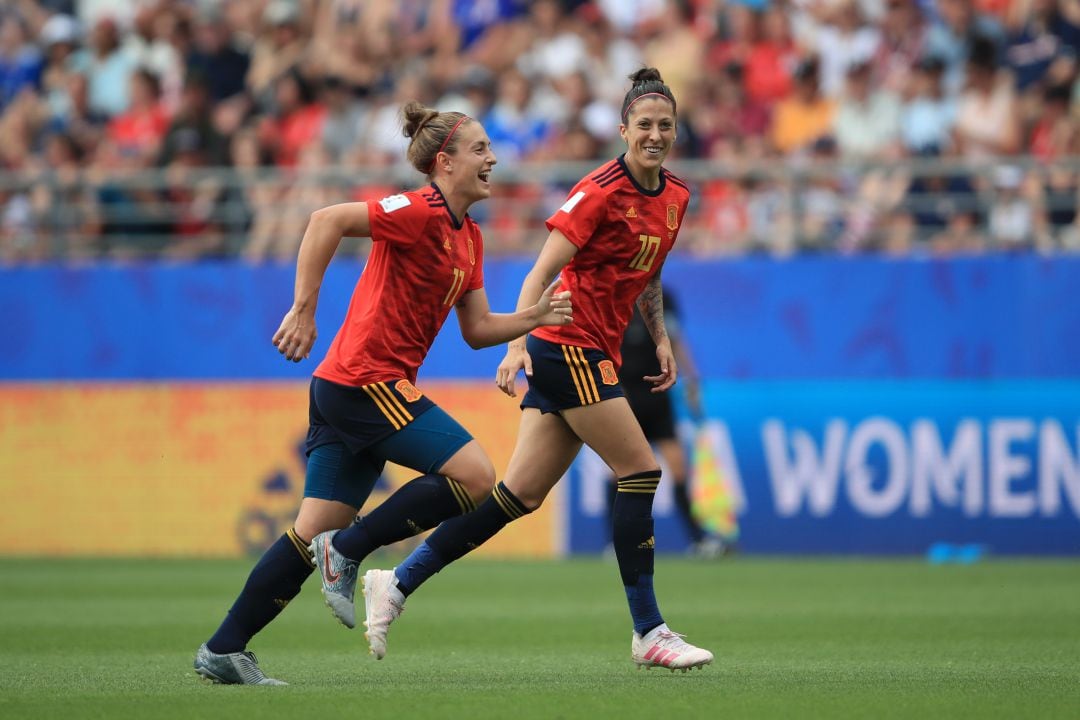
[587,161,621,184]
[662,170,690,191]
[362,385,404,429]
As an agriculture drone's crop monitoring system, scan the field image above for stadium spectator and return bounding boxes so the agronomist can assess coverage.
[187,6,250,105]
[833,59,902,159]
[157,72,226,168]
[770,56,836,155]
[987,164,1037,250]
[954,36,1021,159]
[744,5,799,107]
[810,0,881,99]
[925,0,1006,94]
[85,16,136,118]
[1028,82,1077,160]
[899,55,957,155]
[872,0,929,96]
[195,100,572,685]
[106,67,168,164]
[259,68,325,167]
[483,67,552,161]
[0,13,43,111]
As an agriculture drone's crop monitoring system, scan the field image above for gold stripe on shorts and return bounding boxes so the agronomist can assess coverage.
[572,346,600,402]
[362,385,404,429]
[374,382,414,423]
[561,344,595,405]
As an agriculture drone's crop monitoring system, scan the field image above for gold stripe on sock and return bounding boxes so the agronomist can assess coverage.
[492,485,525,519]
[286,527,315,568]
[446,477,474,514]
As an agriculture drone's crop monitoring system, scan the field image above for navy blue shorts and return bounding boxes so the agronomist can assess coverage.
[521,335,625,414]
[303,377,473,507]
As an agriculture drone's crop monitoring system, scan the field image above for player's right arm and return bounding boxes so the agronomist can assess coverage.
[273,202,372,362]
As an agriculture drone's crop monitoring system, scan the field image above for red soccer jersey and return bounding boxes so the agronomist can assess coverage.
[533,156,690,370]
[315,184,484,386]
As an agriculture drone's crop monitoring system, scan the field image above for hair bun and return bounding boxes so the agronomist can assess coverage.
[629,67,664,87]
[402,100,440,139]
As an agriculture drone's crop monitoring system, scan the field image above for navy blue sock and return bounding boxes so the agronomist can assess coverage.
[207,528,314,654]
[394,541,446,596]
[396,482,532,595]
[613,471,664,635]
[332,474,476,562]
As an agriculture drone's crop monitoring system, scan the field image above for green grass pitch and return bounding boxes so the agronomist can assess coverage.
[1,556,1078,719]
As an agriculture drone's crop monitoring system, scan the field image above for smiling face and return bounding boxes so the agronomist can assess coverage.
[434,120,498,209]
[619,96,677,186]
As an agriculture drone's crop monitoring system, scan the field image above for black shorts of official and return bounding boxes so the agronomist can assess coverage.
[623,385,676,442]
[521,335,625,414]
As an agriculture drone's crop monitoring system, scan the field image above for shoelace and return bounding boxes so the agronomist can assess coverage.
[237,651,268,682]
[654,630,691,649]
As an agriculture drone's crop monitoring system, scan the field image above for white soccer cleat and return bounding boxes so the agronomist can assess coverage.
[631,623,714,672]
[362,568,406,660]
[309,530,360,629]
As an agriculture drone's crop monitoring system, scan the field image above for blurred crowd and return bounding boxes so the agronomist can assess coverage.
[1,0,1079,261]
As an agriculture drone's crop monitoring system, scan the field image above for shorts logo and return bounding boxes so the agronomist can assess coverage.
[666,204,679,230]
[395,380,423,402]
[598,360,619,386]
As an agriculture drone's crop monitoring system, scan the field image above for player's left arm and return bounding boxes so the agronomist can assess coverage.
[638,268,677,392]
[454,284,572,350]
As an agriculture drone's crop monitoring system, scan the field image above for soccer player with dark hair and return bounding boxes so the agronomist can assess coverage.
[336,68,714,671]
[193,101,572,685]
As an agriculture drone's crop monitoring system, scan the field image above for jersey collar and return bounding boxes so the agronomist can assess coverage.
[429,182,466,230]
[617,154,667,197]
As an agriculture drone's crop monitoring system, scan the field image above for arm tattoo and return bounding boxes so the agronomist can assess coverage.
[636,275,668,346]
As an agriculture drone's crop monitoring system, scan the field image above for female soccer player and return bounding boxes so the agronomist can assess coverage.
[347,69,714,671]
[194,101,572,685]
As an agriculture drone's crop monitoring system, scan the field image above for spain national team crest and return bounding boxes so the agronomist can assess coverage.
[598,360,619,386]
[467,237,475,266]
[395,380,423,402]
[666,204,679,231]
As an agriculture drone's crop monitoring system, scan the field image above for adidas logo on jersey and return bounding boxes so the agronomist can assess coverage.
[626,207,638,218]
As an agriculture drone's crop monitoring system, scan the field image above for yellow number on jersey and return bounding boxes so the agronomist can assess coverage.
[629,235,661,272]
[443,267,466,306]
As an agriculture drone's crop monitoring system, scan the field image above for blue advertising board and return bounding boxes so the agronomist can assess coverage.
[564,382,1080,555]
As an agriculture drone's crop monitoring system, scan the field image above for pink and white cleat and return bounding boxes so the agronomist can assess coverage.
[631,624,714,672]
